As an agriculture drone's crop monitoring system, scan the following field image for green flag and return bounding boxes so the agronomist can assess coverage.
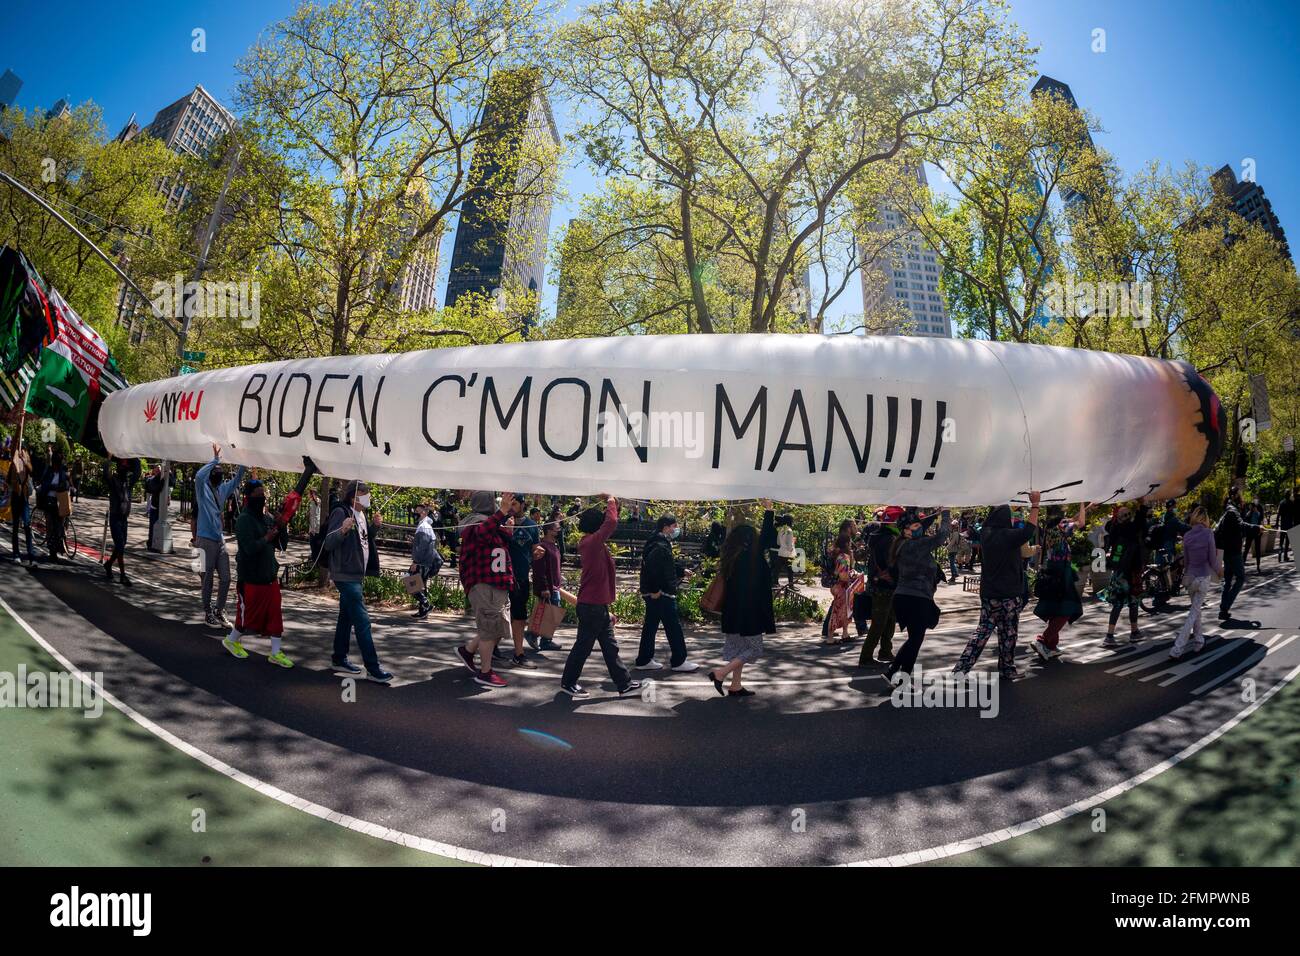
[25,287,127,449]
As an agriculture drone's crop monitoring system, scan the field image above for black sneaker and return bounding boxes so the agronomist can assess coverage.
[524,631,539,650]
[413,606,430,619]
[492,646,509,662]
[104,562,113,581]
[538,638,564,651]
[618,680,643,696]
[561,683,589,698]
[213,609,230,628]
[876,650,895,662]
[119,573,132,588]
[511,654,535,668]
[332,659,363,676]
[205,610,220,627]
[365,668,394,684]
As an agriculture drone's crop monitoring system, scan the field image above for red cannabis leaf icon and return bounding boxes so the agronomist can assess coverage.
[143,397,158,422]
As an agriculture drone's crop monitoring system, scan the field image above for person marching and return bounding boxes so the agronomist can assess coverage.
[223,458,316,667]
[560,494,641,699]
[505,495,539,667]
[526,516,565,652]
[1277,492,1295,563]
[859,507,904,665]
[634,513,698,673]
[954,492,1040,680]
[704,503,777,697]
[1169,505,1223,659]
[825,519,864,645]
[1101,499,1150,647]
[1029,502,1086,662]
[6,446,36,565]
[101,456,141,585]
[409,501,441,620]
[195,444,246,628]
[455,491,516,689]
[882,508,950,685]
[322,479,392,683]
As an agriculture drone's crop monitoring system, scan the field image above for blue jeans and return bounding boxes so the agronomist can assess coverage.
[10,501,34,559]
[334,580,381,672]
[1219,552,1246,616]
[636,594,687,667]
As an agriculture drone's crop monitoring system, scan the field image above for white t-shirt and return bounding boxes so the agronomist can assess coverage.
[777,526,796,557]
[354,509,369,556]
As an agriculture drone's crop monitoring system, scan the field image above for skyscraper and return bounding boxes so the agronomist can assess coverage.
[0,69,22,111]
[386,180,443,313]
[144,84,236,211]
[859,163,952,338]
[1210,164,1291,261]
[444,68,559,316]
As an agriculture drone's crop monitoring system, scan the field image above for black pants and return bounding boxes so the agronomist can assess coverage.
[562,603,632,691]
[637,594,687,667]
[9,502,33,559]
[888,593,939,677]
[42,505,65,558]
[107,511,128,563]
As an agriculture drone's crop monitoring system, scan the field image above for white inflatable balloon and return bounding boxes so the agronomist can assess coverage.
[97,334,1224,505]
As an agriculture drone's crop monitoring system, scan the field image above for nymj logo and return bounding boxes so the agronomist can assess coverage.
[144,389,204,424]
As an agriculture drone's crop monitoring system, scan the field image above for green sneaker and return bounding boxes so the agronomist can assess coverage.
[222,637,249,660]
[267,651,294,669]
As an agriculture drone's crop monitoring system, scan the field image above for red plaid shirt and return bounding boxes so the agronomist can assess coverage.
[457,510,515,591]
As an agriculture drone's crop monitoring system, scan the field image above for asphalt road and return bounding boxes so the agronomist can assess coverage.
[2,532,1297,865]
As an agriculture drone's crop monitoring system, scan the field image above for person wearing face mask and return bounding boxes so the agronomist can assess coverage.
[881,508,950,685]
[224,459,317,667]
[1101,498,1151,647]
[634,512,699,672]
[195,443,246,628]
[322,480,391,683]
[954,492,1040,680]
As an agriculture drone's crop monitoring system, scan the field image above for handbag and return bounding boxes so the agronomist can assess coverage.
[528,600,565,637]
[699,573,726,616]
[402,570,425,595]
[57,490,72,518]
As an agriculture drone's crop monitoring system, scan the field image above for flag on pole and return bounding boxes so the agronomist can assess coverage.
[24,286,128,451]
[0,245,56,374]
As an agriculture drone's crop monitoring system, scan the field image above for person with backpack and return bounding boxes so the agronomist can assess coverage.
[881,508,950,685]
[321,479,392,684]
[455,491,516,688]
[1101,499,1151,647]
[858,507,904,666]
[704,505,777,697]
[1214,491,1258,621]
[101,456,141,585]
[409,501,441,620]
[1170,505,1223,659]
[1029,503,1086,662]
[634,513,698,673]
[560,494,641,699]
[954,492,1040,679]
[223,458,316,668]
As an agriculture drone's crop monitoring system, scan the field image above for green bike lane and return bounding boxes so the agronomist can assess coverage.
[1,595,1296,866]
[0,605,465,867]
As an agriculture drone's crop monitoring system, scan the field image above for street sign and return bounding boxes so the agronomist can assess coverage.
[180,364,198,375]
[182,350,206,363]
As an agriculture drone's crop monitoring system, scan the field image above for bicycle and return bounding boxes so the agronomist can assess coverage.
[29,511,80,561]
[1140,551,1184,613]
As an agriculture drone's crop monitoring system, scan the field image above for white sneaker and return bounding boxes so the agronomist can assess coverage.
[1030,639,1050,662]
[671,660,700,672]
[635,659,664,670]
[1168,647,1185,660]
[1047,646,1063,659]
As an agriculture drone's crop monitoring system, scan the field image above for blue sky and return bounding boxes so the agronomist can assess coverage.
[3,0,1298,321]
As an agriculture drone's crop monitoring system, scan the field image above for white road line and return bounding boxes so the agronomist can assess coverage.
[1192,635,1299,696]
[0,593,550,868]
[844,658,1300,867]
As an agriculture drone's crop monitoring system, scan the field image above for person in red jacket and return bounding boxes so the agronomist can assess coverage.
[559,494,641,699]
[526,518,565,652]
[454,490,516,688]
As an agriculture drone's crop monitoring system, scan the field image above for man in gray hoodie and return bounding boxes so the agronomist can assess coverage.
[322,480,391,683]
[954,492,1040,679]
